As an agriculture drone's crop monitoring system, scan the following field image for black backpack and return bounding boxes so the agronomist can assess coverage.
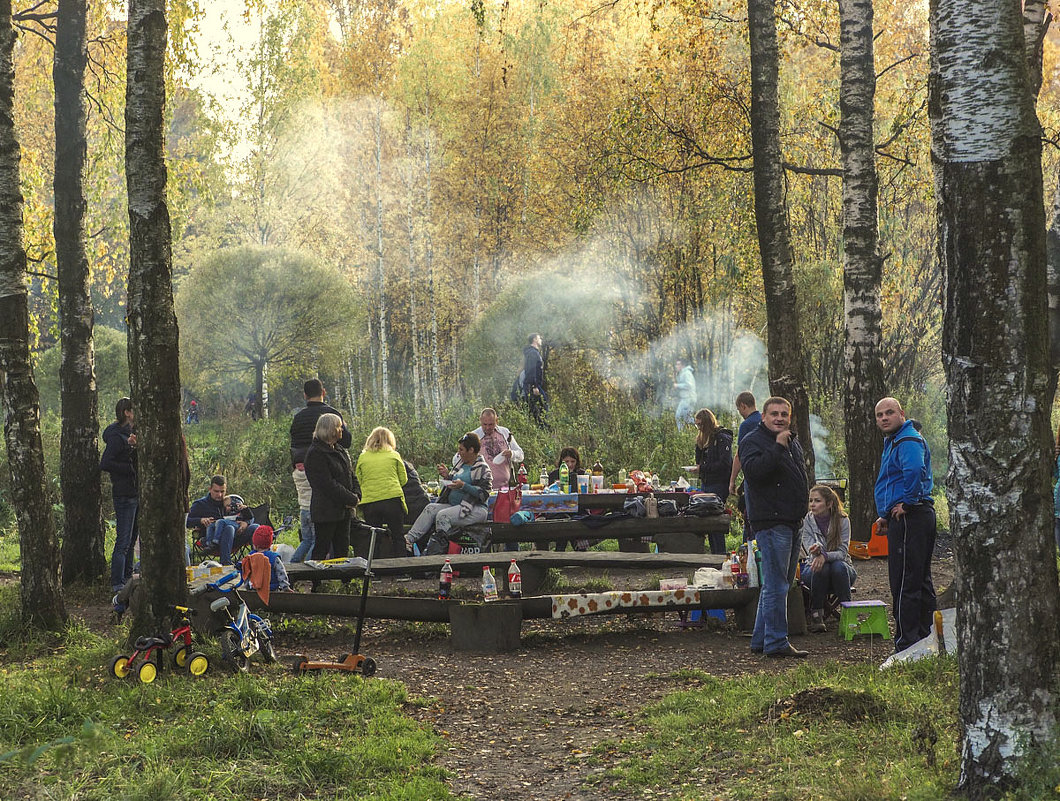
[509,369,526,402]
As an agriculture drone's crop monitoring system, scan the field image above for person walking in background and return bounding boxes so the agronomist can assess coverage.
[100,397,138,594]
[739,396,809,658]
[673,358,697,427]
[304,413,361,562]
[800,484,856,633]
[874,397,936,653]
[523,333,548,425]
[355,427,409,558]
[290,379,351,563]
[692,408,733,554]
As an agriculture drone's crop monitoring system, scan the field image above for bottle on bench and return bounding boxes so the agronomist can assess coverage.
[482,566,498,602]
[507,559,521,599]
[439,558,453,600]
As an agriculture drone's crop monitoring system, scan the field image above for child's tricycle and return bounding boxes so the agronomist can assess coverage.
[109,605,210,683]
[203,571,276,672]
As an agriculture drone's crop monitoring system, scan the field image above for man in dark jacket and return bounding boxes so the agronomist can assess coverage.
[402,460,431,524]
[739,396,809,658]
[523,333,547,425]
[100,397,138,592]
[187,475,254,565]
[289,379,352,562]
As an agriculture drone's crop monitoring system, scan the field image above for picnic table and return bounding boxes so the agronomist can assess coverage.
[487,490,696,516]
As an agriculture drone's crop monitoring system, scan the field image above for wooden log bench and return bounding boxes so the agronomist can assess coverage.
[234,585,779,652]
[286,550,729,595]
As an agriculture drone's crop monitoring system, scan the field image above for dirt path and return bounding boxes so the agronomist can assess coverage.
[279,550,953,801]
[67,547,953,801]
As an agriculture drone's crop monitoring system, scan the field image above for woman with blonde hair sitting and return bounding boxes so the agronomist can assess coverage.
[355,427,409,557]
[799,484,856,632]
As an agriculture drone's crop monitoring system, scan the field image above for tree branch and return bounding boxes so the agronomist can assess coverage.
[876,51,920,81]
[782,162,843,177]
[27,269,58,281]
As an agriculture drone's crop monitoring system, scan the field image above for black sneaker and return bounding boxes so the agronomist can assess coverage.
[767,644,809,658]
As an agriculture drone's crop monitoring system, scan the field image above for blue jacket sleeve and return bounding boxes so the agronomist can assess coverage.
[895,439,928,507]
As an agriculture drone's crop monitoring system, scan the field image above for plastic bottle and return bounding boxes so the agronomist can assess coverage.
[746,541,760,588]
[729,552,740,588]
[618,467,627,485]
[538,466,548,487]
[559,461,570,494]
[650,472,661,491]
[517,464,528,488]
[482,565,498,602]
[592,460,604,493]
[507,559,522,599]
[439,558,453,600]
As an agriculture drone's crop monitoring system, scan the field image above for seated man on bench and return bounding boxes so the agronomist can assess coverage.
[187,474,257,565]
[405,432,492,555]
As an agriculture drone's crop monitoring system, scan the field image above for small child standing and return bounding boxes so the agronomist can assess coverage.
[248,525,290,591]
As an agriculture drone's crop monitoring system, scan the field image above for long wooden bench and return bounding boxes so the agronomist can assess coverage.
[286,550,728,595]
[232,585,774,652]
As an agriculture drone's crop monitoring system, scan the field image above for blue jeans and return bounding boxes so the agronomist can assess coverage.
[1054,518,1060,553]
[750,524,800,654]
[802,560,856,610]
[292,509,315,563]
[207,519,255,565]
[111,495,139,592]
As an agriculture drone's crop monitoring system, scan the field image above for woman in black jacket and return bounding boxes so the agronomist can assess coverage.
[304,413,361,560]
[100,397,138,592]
[693,408,733,554]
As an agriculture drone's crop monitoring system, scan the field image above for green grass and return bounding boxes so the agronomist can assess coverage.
[0,590,456,801]
[589,658,964,800]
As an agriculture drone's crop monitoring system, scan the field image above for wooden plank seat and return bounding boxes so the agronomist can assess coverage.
[286,550,729,595]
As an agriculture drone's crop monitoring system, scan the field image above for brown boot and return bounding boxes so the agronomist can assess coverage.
[809,609,826,633]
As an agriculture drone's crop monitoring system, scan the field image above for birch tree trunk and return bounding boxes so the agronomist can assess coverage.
[424,119,442,425]
[930,1,1060,794]
[55,0,104,584]
[374,100,389,412]
[125,0,187,638]
[746,0,816,476]
[839,0,884,540]
[0,0,66,628]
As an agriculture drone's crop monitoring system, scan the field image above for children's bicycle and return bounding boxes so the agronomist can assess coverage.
[203,571,276,672]
[109,606,210,684]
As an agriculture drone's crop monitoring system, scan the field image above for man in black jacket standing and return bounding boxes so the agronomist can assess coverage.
[738,396,810,658]
[289,379,351,562]
[523,333,547,425]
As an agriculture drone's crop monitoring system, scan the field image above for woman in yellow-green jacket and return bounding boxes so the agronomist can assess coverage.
[355,427,408,557]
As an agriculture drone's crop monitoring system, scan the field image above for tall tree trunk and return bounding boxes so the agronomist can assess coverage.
[930,0,1060,794]
[374,101,389,412]
[839,0,884,540]
[746,0,816,477]
[55,0,104,584]
[424,117,442,425]
[0,0,66,629]
[125,0,186,638]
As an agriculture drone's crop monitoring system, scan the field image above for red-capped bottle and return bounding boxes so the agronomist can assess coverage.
[439,558,453,600]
